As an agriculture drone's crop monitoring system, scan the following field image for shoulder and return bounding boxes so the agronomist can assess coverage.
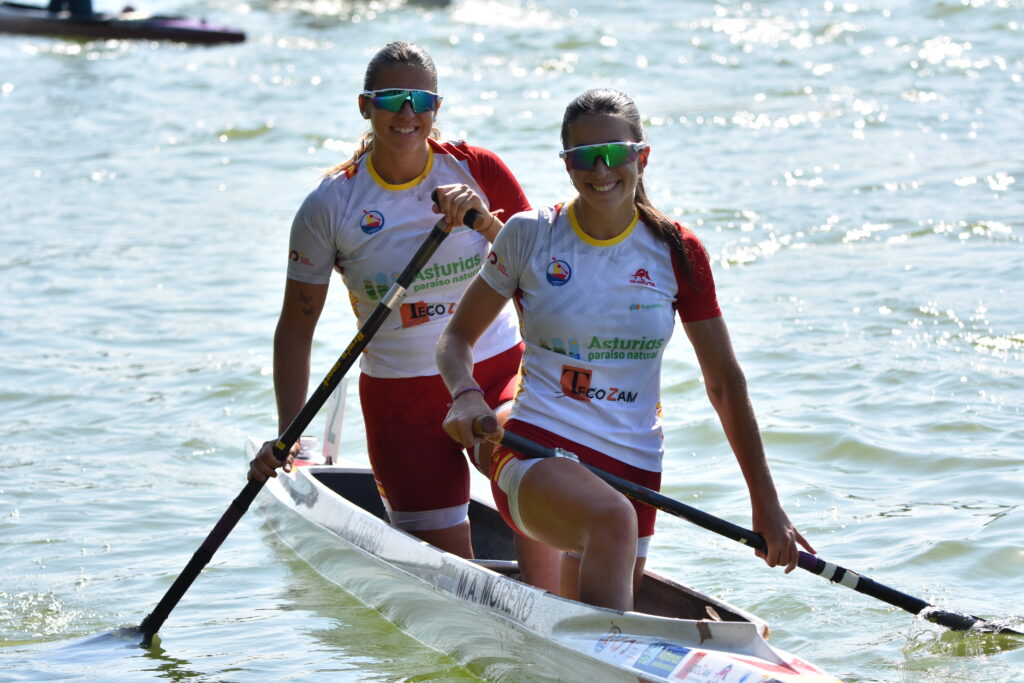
[429,138,502,163]
[671,222,706,250]
[295,163,362,223]
[307,160,362,200]
[504,205,560,232]
[669,222,712,264]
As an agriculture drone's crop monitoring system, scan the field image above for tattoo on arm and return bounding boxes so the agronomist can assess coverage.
[298,289,314,317]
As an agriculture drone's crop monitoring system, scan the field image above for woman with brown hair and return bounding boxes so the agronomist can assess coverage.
[438,88,814,610]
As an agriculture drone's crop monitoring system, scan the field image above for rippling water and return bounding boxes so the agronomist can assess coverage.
[2,0,1022,680]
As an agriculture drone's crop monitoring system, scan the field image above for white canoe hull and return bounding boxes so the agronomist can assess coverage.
[249,438,838,682]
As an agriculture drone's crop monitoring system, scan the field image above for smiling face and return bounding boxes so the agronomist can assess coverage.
[563,113,648,222]
[358,62,439,178]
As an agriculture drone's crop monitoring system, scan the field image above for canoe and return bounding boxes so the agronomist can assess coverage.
[248,436,840,682]
[0,0,244,43]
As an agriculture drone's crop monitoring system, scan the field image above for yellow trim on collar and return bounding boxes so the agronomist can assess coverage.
[567,198,639,247]
[367,146,434,190]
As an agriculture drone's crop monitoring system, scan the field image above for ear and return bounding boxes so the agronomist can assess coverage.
[638,146,651,171]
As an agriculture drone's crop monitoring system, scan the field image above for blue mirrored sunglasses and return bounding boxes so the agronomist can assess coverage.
[559,141,647,171]
[361,89,443,114]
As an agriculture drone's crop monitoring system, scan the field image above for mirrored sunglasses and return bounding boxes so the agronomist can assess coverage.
[559,141,647,171]
[361,89,443,114]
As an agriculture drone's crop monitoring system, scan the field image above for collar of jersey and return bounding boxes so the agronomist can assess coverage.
[567,198,639,247]
[366,146,434,190]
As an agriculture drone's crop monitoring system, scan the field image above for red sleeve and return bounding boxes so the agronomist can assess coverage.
[671,224,721,323]
[430,139,531,220]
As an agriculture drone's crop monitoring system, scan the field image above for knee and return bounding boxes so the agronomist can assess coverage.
[584,494,637,548]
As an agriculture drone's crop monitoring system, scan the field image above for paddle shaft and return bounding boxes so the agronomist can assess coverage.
[139,207,486,645]
[490,425,999,633]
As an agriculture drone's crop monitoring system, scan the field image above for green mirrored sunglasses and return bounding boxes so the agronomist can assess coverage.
[361,89,443,114]
[559,141,647,171]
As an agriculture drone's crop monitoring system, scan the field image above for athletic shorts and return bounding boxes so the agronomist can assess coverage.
[489,420,661,554]
[359,342,523,531]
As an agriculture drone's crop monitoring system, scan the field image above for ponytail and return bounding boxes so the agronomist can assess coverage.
[562,88,699,289]
[323,40,441,179]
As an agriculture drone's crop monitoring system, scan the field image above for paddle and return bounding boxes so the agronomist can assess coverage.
[474,417,1019,635]
[137,201,487,647]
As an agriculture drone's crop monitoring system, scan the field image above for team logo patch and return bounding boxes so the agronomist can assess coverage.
[546,257,572,286]
[289,249,313,266]
[360,209,385,235]
[628,267,656,287]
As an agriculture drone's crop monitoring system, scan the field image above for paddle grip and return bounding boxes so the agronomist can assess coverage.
[431,189,487,232]
[473,414,499,436]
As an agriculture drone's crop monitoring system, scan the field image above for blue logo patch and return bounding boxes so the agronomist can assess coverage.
[545,258,572,286]
[360,210,385,235]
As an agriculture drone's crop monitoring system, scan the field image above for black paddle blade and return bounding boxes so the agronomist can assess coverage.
[922,607,1024,635]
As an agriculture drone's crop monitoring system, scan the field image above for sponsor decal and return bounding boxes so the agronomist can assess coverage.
[413,254,481,292]
[360,209,385,235]
[361,255,482,301]
[594,625,621,653]
[545,257,572,286]
[594,625,644,663]
[289,249,314,266]
[730,655,805,676]
[539,334,666,361]
[363,274,392,301]
[538,337,581,359]
[559,365,638,403]
[634,643,690,677]
[586,335,666,362]
[629,267,656,287]
[487,250,508,277]
[672,651,706,680]
[629,302,665,311]
[400,301,456,328]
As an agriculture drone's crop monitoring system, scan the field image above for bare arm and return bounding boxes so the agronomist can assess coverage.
[682,316,815,571]
[273,278,329,432]
[249,277,329,482]
[436,276,511,447]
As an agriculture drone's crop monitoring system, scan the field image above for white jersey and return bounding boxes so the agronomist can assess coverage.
[286,139,530,378]
[480,201,721,471]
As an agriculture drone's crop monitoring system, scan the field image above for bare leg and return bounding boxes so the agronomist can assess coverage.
[560,553,647,609]
[516,458,637,611]
[632,556,647,606]
[559,553,581,601]
[514,535,561,592]
[409,520,473,558]
[479,401,562,591]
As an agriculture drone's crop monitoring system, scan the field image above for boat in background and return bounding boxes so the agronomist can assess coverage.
[248,430,840,682]
[0,0,244,43]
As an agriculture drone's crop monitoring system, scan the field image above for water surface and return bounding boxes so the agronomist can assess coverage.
[1,0,1022,680]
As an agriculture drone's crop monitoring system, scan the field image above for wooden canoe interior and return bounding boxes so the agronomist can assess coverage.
[312,469,754,626]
